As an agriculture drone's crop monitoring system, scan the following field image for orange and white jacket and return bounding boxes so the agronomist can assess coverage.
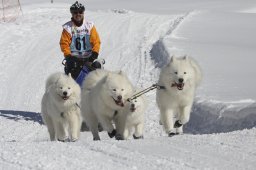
[60,19,101,57]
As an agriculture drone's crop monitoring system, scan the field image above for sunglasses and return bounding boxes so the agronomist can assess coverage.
[72,11,84,15]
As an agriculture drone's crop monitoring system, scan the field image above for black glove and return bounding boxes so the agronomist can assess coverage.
[91,61,102,69]
[88,51,98,62]
[64,55,77,74]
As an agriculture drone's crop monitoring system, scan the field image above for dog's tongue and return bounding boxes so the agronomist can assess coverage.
[118,101,124,107]
[177,83,184,90]
[115,100,124,107]
[130,107,136,112]
[171,82,184,90]
[62,96,69,100]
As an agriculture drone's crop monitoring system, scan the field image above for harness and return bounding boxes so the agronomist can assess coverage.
[60,103,80,118]
[127,84,165,102]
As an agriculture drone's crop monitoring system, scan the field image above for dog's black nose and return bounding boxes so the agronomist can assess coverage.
[117,95,122,100]
[63,91,67,96]
[178,78,184,83]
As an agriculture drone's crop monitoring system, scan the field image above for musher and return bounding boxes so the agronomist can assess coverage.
[60,1,102,84]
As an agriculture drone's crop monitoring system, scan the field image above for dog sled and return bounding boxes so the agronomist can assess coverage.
[75,58,105,86]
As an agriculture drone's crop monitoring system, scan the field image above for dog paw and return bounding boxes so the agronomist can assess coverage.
[115,134,124,140]
[93,137,101,141]
[133,134,144,139]
[80,122,90,132]
[174,120,183,128]
[57,138,69,142]
[168,132,176,137]
[108,129,116,138]
[98,123,104,132]
[70,138,78,142]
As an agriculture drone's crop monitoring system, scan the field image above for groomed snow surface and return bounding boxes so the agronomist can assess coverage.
[1,0,256,169]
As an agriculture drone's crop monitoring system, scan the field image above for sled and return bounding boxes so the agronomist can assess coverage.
[75,58,105,87]
[75,65,91,86]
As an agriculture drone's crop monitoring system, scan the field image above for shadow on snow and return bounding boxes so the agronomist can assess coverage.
[0,110,43,125]
[184,101,256,134]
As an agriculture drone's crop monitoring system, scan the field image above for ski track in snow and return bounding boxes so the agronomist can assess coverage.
[1,4,256,169]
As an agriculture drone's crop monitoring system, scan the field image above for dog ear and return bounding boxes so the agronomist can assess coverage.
[170,55,177,63]
[54,74,62,85]
[68,73,72,78]
[118,70,125,76]
[105,72,112,80]
[102,73,112,87]
[183,55,188,60]
[168,55,175,66]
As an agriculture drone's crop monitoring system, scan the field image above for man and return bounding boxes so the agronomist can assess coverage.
[60,1,101,80]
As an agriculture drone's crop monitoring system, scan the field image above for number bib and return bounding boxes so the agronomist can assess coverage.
[70,27,92,58]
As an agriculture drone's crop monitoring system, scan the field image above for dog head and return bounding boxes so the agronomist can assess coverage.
[127,96,142,113]
[103,71,134,108]
[124,90,146,117]
[53,73,81,104]
[164,55,195,90]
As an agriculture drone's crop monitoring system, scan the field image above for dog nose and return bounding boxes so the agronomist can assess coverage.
[117,95,122,100]
[178,78,184,83]
[63,91,67,96]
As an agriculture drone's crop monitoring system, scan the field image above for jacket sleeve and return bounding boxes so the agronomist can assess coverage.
[60,29,72,57]
[90,26,101,54]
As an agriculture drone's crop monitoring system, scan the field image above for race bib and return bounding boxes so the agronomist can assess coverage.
[70,31,92,58]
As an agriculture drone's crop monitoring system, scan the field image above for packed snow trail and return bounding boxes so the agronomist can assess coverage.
[1,115,256,169]
[1,3,256,170]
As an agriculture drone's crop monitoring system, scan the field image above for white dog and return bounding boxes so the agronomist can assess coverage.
[116,90,147,140]
[156,56,202,136]
[81,69,134,140]
[41,72,81,142]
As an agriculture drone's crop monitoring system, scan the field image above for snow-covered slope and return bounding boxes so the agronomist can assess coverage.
[1,1,256,169]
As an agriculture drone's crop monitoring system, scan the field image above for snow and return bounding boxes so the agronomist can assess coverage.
[1,0,256,169]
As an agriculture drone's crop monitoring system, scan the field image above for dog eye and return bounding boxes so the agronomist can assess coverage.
[184,72,186,74]
[60,87,63,89]
[112,89,116,92]
[68,87,71,89]
[174,72,178,74]
[121,89,124,91]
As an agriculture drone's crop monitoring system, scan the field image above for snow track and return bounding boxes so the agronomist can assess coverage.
[150,13,189,68]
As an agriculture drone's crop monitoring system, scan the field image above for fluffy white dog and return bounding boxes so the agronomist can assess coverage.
[156,56,202,136]
[81,69,134,140]
[116,91,147,140]
[41,72,81,142]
